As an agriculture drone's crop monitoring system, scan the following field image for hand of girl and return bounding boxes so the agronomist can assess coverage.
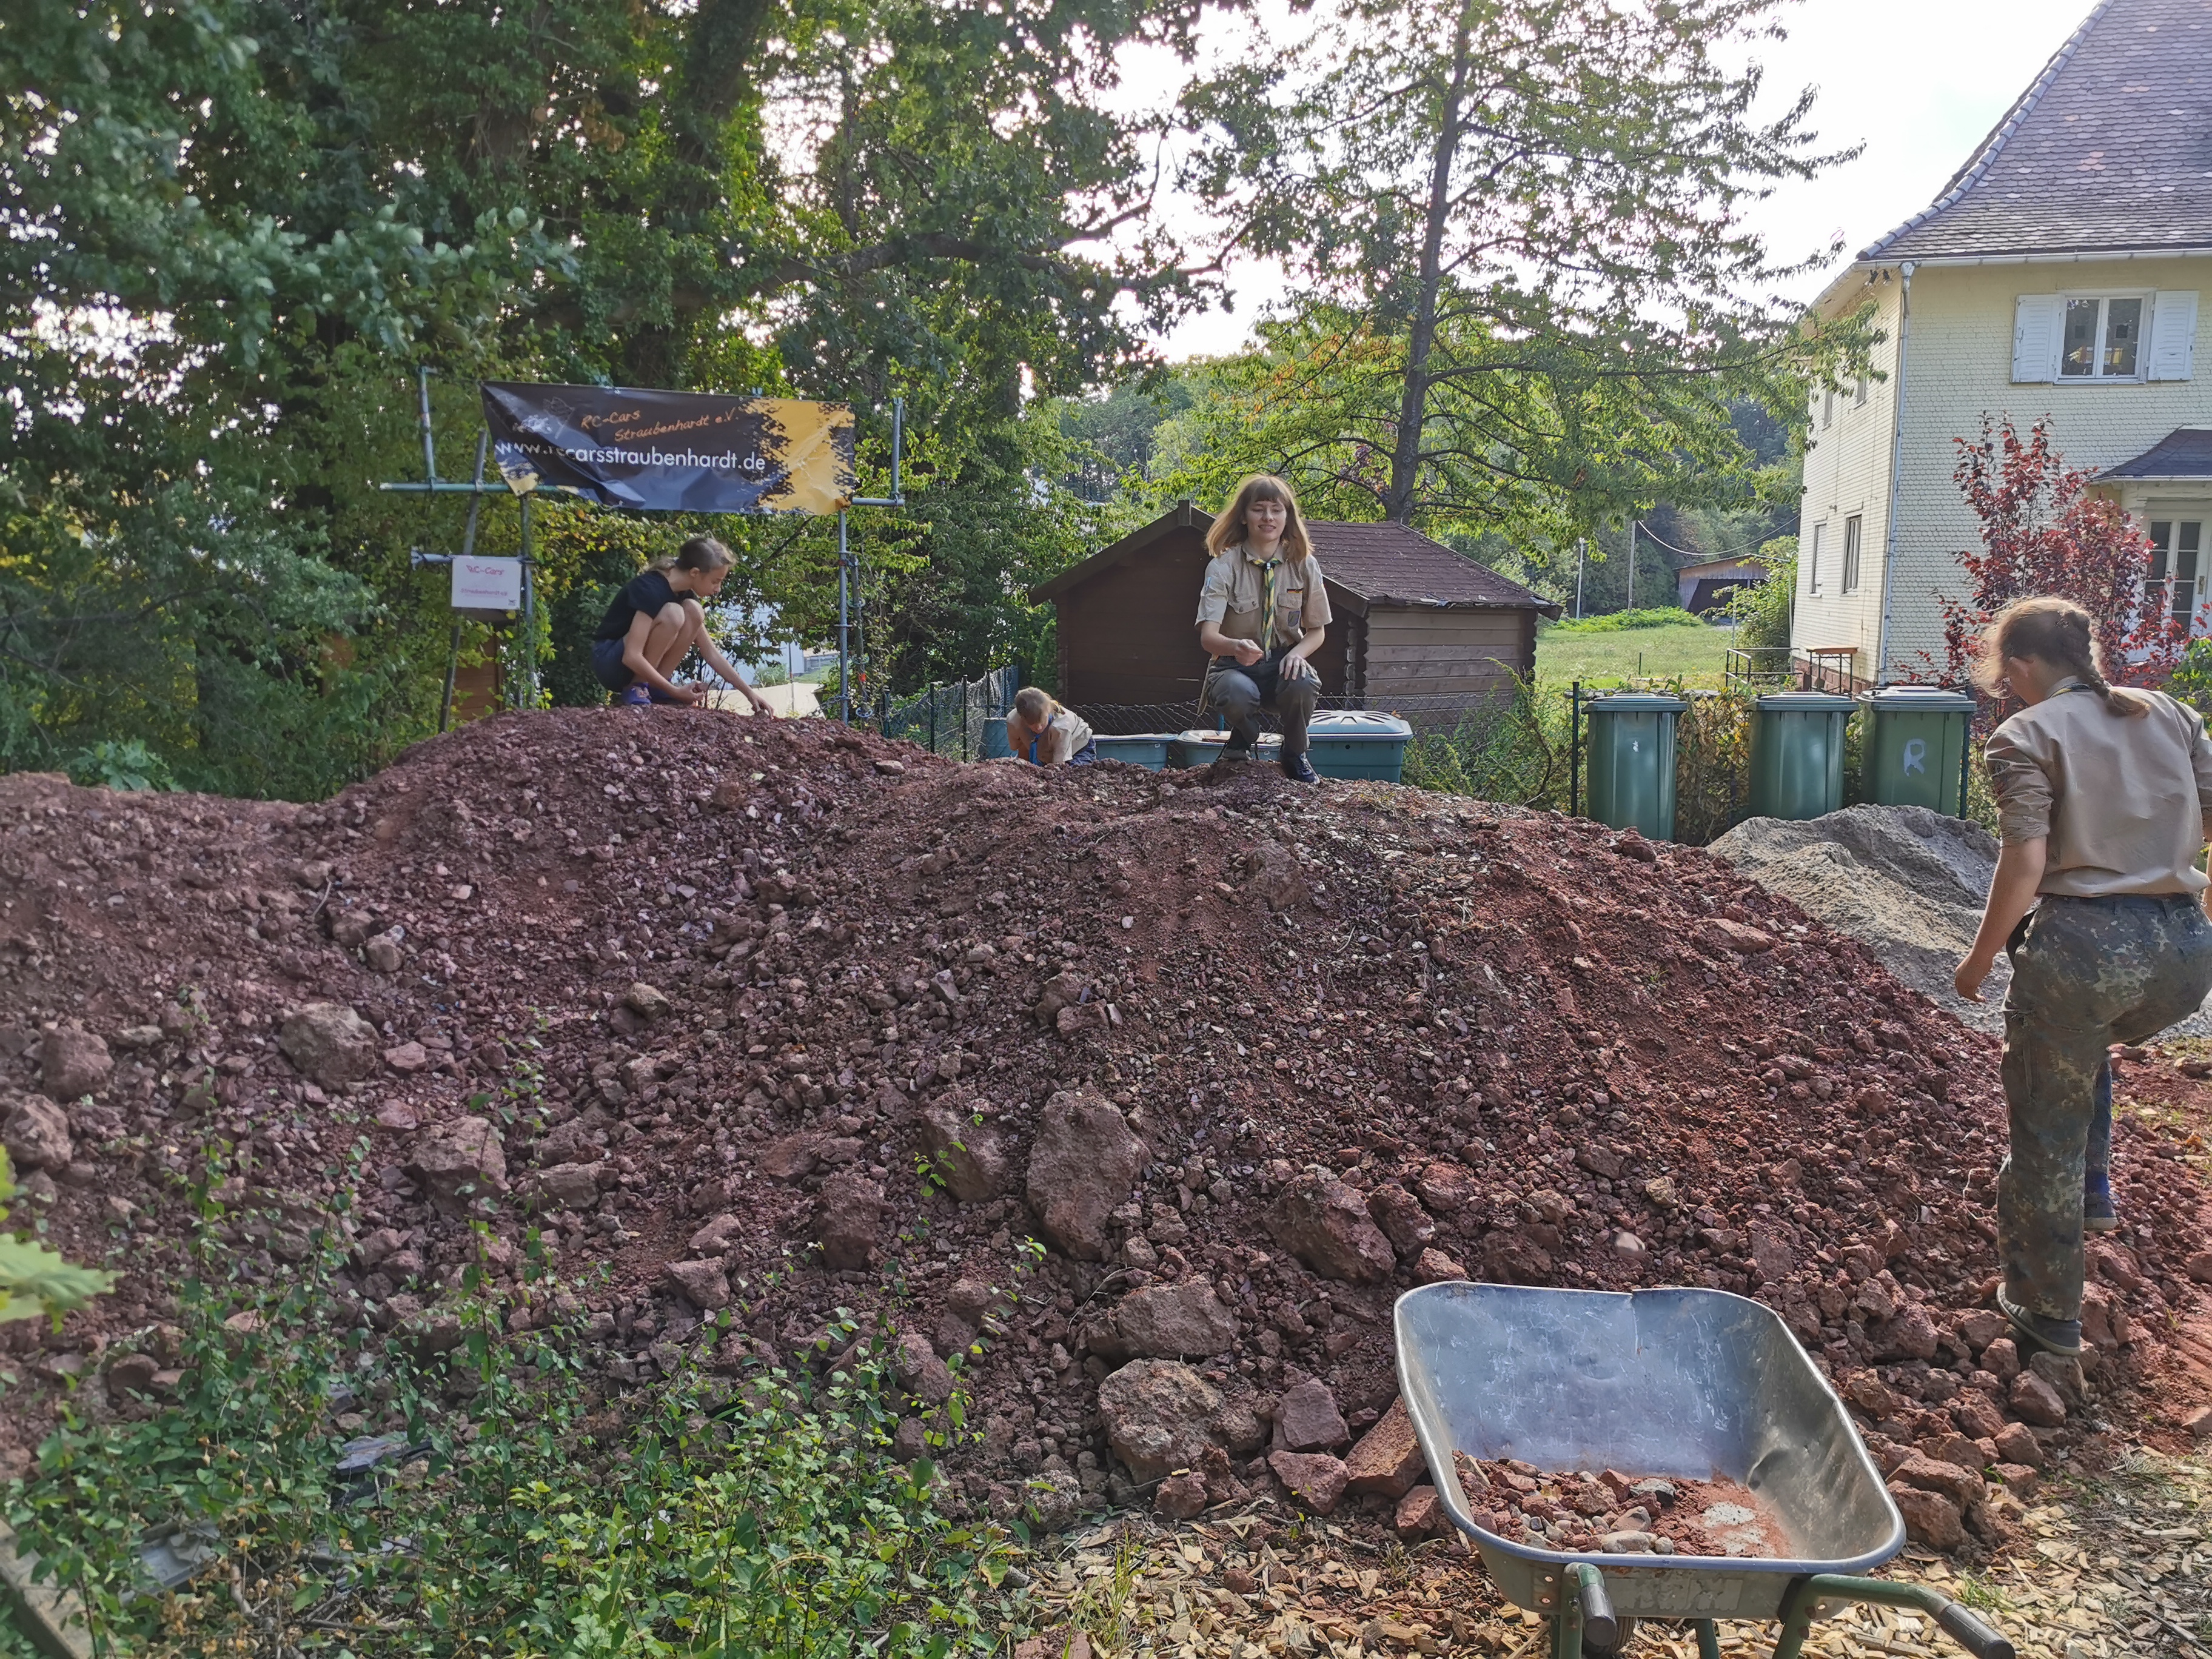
[1954,950,1997,1001]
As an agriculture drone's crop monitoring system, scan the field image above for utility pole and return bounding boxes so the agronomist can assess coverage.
[1626,520,1637,612]
[1574,538,1586,619]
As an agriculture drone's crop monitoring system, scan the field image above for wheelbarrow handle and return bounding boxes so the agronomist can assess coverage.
[1934,1598,2014,1659]
[1778,1576,2013,1659]
[1567,1563,1618,1654]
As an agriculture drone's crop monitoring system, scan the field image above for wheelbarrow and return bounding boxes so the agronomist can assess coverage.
[1395,1283,2014,1659]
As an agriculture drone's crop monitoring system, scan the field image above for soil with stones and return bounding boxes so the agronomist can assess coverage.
[1461,1462,1794,1560]
[0,708,2207,1569]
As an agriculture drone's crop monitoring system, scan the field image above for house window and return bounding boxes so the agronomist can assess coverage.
[1822,389,1834,428]
[2148,519,2204,629]
[1855,375,1869,407]
[2060,295,2146,380]
[1807,521,1825,596]
[1841,515,1862,594]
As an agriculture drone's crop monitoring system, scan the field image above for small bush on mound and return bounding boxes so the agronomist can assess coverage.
[1542,606,1708,635]
[7,1170,1009,1657]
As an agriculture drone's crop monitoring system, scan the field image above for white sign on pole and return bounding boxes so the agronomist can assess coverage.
[452,556,523,612]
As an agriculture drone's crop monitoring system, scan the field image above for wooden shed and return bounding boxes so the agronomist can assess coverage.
[1029,503,1561,716]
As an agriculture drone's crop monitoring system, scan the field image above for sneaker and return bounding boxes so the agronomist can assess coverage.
[1280,751,1319,783]
[1996,1283,2083,1358]
[2083,1170,2119,1233]
[1218,745,1252,764]
[618,684,652,707]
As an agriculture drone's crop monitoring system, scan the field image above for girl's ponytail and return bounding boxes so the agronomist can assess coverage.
[1972,595,2150,717]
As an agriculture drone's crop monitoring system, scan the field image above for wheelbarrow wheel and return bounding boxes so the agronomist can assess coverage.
[1584,1615,1637,1657]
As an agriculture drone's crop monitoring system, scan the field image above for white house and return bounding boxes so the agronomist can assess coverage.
[1794,0,2212,684]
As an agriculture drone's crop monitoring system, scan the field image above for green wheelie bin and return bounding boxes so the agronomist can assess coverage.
[1583,691,1687,840]
[1858,685,1975,816]
[1748,690,1857,821]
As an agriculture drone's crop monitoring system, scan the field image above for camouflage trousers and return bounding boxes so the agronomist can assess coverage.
[2000,893,2212,1322]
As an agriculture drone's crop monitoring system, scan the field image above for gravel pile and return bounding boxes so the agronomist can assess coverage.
[0,714,2207,1563]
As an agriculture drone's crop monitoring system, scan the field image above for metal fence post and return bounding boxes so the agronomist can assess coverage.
[1570,680,1583,819]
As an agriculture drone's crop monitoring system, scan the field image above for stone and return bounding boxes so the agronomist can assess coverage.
[1892,1453,1983,1509]
[1413,1247,1469,1284]
[1701,917,1776,954]
[1840,1370,1906,1420]
[892,1332,955,1406]
[689,1213,745,1255]
[662,1259,730,1310]
[1479,1230,1555,1286]
[1265,1170,1396,1283]
[1991,1421,2044,1467]
[893,1417,930,1464]
[112,1024,162,1051]
[1980,1336,2021,1381]
[404,1116,507,1216]
[1574,1144,1624,1181]
[1269,1450,1349,1515]
[1365,1184,1436,1255]
[2185,1248,2212,1285]
[1642,1175,1679,1208]
[1951,1390,2007,1441]
[375,1102,420,1132]
[2008,1370,2066,1428]
[1097,1281,1238,1361]
[1344,1399,1424,1500]
[1414,1163,1475,1214]
[381,1042,430,1074]
[1869,1302,1941,1362]
[38,1026,111,1101]
[532,1162,603,1210]
[917,1104,1011,1204]
[1394,1484,1447,1540]
[2183,1403,2212,1443]
[946,1276,1000,1327]
[105,1351,159,1404]
[623,982,670,1019]
[1099,1359,1226,1483]
[1887,1485,1965,1551]
[1154,1472,1208,1520]
[1,1096,72,1172]
[2026,1350,2085,1406]
[279,1004,380,1087]
[1747,1225,1795,1284]
[1276,1377,1349,1452]
[816,1171,886,1270]
[1613,1232,1647,1261]
[1955,1310,2008,1351]
[364,934,403,974]
[759,1134,823,1181]
[1025,1088,1147,1261]
[932,1313,979,1358]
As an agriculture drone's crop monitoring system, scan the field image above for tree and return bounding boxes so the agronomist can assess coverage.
[1179,0,1868,537]
[1923,415,2187,693]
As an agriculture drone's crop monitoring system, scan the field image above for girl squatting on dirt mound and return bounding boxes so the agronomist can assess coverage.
[591,535,775,716]
[1005,687,1098,766]
[1955,596,2212,1357]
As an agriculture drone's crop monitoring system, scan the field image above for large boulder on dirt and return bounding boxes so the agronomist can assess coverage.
[405,1116,508,1216]
[39,1026,111,1101]
[2,1095,72,1172]
[1344,1398,1424,1499]
[1025,1088,1146,1260]
[279,1003,380,1087]
[817,1170,885,1270]
[529,1162,605,1210]
[662,1258,730,1310]
[1098,1359,1261,1483]
[1093,1280,1238,1361]
[918,1101,1011,1204]
[1265,1170,1396,1282]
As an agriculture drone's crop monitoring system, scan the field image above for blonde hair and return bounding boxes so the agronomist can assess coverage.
[1206,475,1312,565]
[1012,686,1059,726]
[1970,595,2149,717]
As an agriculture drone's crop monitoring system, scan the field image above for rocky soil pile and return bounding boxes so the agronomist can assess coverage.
[1,711,2209,1563]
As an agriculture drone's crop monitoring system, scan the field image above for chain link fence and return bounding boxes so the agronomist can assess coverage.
[877,666,1022,760]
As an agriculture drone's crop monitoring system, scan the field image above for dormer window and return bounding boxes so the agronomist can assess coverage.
[2060,295,2144,379]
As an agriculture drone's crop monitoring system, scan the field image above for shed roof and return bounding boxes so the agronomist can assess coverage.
[1030,503,1561,616]
[1860,0,2212,264]
[2102,426,2212,478]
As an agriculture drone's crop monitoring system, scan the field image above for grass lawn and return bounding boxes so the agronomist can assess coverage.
[1533,618,1735,689]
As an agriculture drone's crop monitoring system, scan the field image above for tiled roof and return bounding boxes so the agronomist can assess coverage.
[2102,426,2212,476]
[1309,521,1561,613]
[1863,0,2212,262]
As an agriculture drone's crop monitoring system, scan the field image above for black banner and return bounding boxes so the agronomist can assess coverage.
[481,382,857,515]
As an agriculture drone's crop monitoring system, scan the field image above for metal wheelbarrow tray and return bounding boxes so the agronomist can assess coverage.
[1395,1283,2013,1659]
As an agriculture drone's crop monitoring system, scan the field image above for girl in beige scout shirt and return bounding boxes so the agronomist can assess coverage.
[1194,474,1332,782]
[1955,596,2212,1358]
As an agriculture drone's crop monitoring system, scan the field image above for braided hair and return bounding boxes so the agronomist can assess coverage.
[1970,595,2149,717]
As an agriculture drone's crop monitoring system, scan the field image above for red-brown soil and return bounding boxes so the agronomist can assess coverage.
[1465,1461,1794,1558]
[0,708,2204,1554]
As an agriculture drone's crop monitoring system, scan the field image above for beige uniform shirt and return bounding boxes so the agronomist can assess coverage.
[1985,680,2212,896]
[1010,706,1094,765]
[1195,545,1333,651]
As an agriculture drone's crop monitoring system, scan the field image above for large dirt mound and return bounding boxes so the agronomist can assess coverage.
[1,712,2207,1557]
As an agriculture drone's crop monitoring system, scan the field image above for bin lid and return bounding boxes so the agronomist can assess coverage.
[1858,684,1976,711]
[1176,729,1276,744]
[1584,691,1689,712]
[1754,691,1857,711]
[1311,712,1413,737]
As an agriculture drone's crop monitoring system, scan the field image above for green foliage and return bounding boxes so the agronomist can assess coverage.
[1399,678,1572,808]
[1723,537,1798,654]
[2168,637,2212,719]
[64,739,177,794]
[7,1168,1008,1654]
[1546,607,1706,637]
[0,1150,113,1326]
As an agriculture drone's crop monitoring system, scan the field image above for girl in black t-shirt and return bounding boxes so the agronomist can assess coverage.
[591,537,773,713]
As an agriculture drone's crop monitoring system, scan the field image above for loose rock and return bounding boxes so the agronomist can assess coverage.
[1025,1088,1146,1260]
[278,1003,379,1087]
[1265,1170,1396,1283]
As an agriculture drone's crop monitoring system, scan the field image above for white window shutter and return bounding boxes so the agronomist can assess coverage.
[2013,295,2063,383]
[2149,290,2198,380]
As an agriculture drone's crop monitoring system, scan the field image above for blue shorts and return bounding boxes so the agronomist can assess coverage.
[591,637,635,692]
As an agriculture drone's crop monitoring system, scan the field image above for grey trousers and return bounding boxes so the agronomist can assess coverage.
[1204,652,1319,756]
[1999,893,2212,1321]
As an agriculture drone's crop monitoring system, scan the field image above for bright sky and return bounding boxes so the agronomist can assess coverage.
[1147,0,2100,360]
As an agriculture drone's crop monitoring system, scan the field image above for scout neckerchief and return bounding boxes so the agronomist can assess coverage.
[1248,543,1285,650]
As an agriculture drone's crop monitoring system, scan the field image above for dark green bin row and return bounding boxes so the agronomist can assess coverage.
[1583,686,1975,842]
